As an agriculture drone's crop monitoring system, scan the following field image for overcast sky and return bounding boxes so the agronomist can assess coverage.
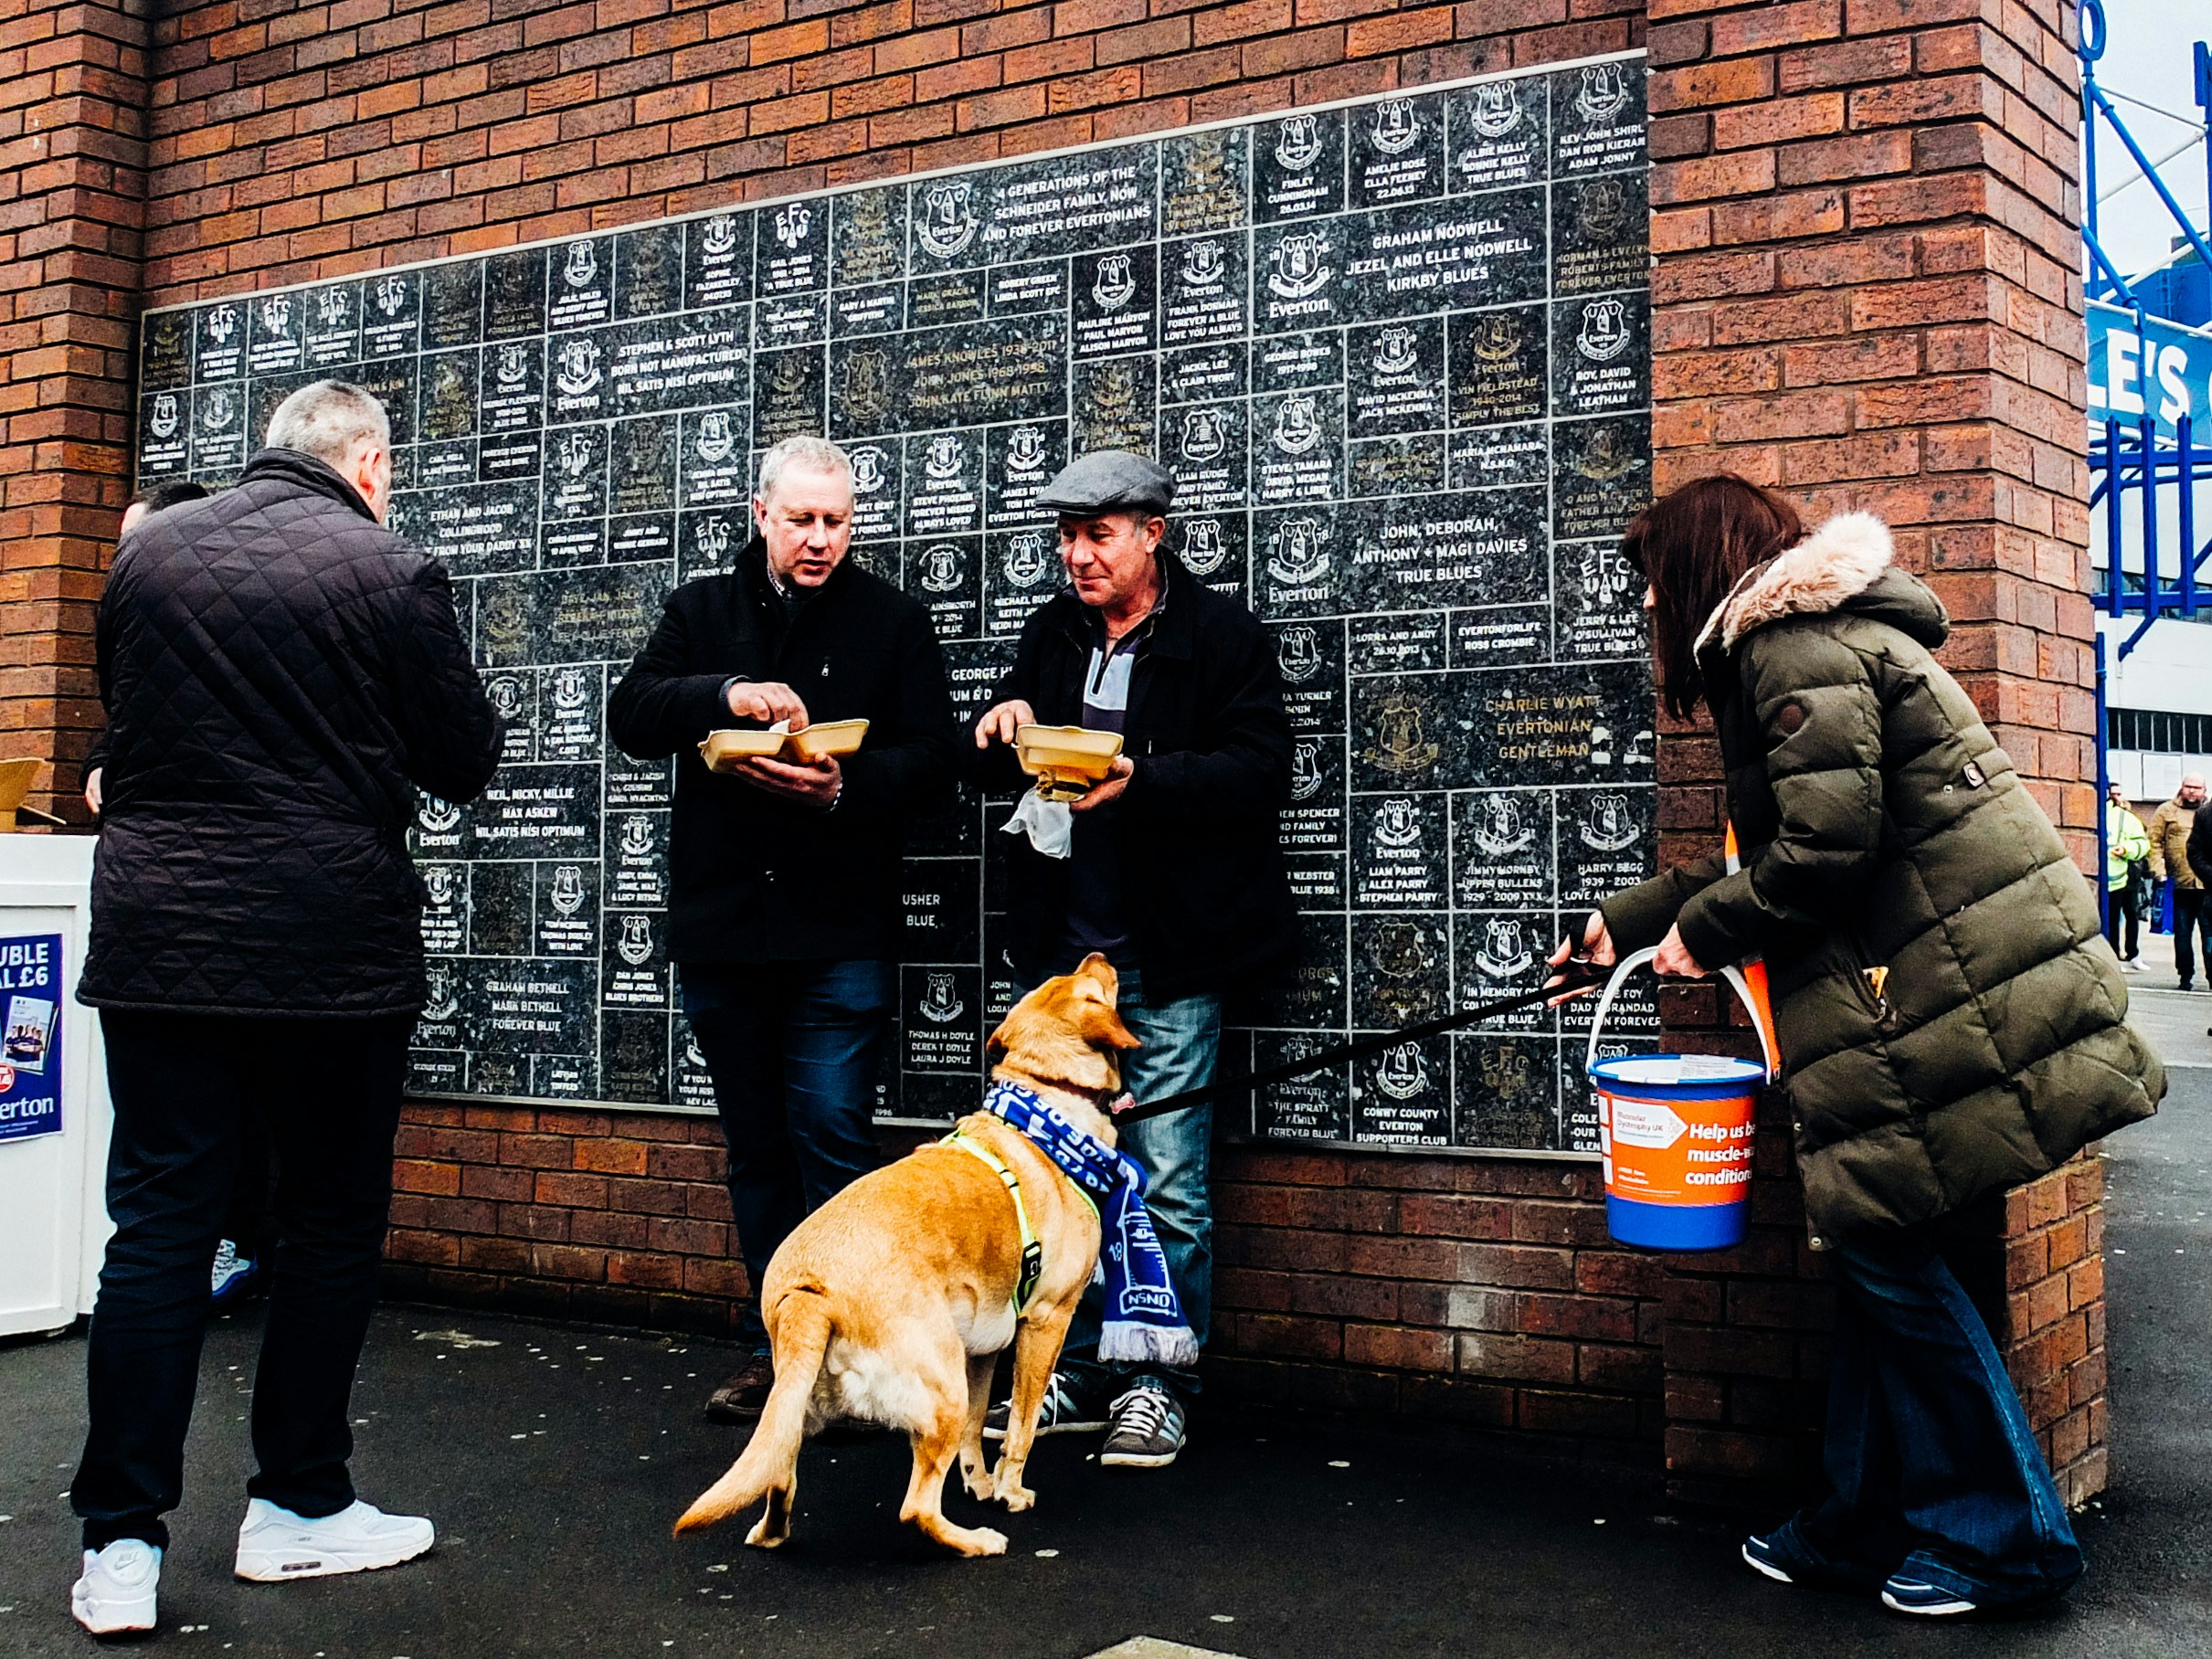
[2087,2,2209,281]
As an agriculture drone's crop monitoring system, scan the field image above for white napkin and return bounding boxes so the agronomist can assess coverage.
[1000,790,1073,859]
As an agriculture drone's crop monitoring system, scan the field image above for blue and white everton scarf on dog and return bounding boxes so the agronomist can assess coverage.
[981,1080,1200,1369]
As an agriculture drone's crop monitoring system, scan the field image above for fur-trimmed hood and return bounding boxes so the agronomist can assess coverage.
[1695,512,1947,656]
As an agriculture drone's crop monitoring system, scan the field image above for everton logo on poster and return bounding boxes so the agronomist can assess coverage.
[1290,738,1325,801]
[418,796,462,834]
[202,389,236,431]
[695,515,734,564]
[1469,795,1533,858]
[421,964,460,1023]
[1578,177,1630,240]
[1577,299,1630,363]
[563,240,598,288]
[925,433,964,481]
[374,275,408,316]
[1374,798,1422,849]
[1002,531,1052,587]
[556,337,602,396]
[1180,407,1227,464]
[1180,516,1228,575]
[259,295,291,337]
[1375,1041,1428,1100]
[919,970,965,1024]
[150,393,180,439]
[206,304,239,343]
[774,204,810,249]
[1469,80,1520,139]
[849,444,888,493]
[1267,231,1330,301]
[1577,61,1633,122]
[550,864,587,917]
[1370,99,1420,154]
[1580,792,1639,852]
[693,409,736,463]
[918,544,964,593]
[701,215,740,257]
[495,343,530,387]
[1580,544,1636,600]
[552,668,591,715]
[316,287,349,326]
[617,914,654,967]
[620,816,655,858]
[1374,327,1420,377]
[916,182,978,259]
[1475,916,1533,979]
[1180,240,1226,288]
[1271,395,1323,455]
[1005,425,1048,474]
[1479,1041,1529,1094]
[422,864,458,908]
[556,428,595,478]
[1091,253,1137,312]
[840,347,892,428]
[1273,112,1323,171]
[486,675,526,721]
[1275,623,1323,682]
[1365,692,1438,775]
[1266,517,1328,586]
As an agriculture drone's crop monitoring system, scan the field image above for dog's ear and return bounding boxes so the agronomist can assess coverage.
[1078,997,1142,1052]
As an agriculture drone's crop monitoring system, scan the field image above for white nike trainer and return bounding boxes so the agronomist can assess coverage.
[234,1497,435,1581]
[71,1538,161,1634]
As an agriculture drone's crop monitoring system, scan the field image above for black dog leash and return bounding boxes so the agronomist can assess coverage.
[1109,967,1612,1127]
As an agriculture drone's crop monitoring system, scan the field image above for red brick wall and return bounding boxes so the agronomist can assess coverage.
[0,0,147,823]
[5,0,2112,1503]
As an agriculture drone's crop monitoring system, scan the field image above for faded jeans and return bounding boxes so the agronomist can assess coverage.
[1778,1231,2084,1607]
[1055,970,1222,1409]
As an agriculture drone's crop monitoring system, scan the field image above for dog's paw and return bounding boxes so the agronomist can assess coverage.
[745,1518,788,1549]
[992,1478,1035,1513]
[958,1527,1010,1558]
[962,1466,994,1503]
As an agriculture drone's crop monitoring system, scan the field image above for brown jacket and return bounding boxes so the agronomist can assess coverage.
[2149,798,2202,890]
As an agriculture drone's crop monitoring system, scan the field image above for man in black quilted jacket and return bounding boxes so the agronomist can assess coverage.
[65,380,501,1636]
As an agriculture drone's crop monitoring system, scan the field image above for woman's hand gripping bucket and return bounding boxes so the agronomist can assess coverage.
[1585,948,1779,1252]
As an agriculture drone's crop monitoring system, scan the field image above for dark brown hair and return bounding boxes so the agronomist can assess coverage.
[1621,474,1805,718]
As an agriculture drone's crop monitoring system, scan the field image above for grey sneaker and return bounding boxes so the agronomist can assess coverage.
[983,1370,1106,1441]
[1100,1379,1186,1468]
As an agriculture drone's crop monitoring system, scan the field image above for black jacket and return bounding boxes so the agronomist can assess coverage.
[2188,808,2212,903]
[977,551,1298,1002]
[80,448,502,1016]
[608,541,960,965]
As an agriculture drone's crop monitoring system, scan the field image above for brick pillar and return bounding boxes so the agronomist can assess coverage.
[1645,0,2111,1504]
[0,0,148,825]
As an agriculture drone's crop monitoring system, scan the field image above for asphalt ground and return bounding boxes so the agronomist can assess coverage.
[1,996,2206,1658]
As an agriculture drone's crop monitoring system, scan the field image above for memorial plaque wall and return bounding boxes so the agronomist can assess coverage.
[133,52,1655,1157]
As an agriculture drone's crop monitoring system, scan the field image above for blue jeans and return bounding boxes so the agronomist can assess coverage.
[1056,971,1221,1407]
[1781,1233,2083,1606]
[680,959,890,1352]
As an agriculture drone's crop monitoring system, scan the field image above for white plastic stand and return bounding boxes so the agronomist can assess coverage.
[0,834,111,1336]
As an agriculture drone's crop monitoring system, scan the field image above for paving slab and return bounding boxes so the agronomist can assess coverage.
[1,1069,2205,1657]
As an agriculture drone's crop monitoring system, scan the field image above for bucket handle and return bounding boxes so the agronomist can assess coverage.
[1583,947,1779,1083]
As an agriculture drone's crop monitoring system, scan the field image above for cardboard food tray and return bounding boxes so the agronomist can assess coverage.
[1014,724,1122,799]
[700,719,868,772]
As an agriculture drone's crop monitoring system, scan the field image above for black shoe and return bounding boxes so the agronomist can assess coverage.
[2182,979,2196,993]
[982,1371,1107,1441]
[704,1353,775,1423]
[1099,1379,1187,1469]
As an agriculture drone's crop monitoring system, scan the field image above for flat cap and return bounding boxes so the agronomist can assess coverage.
[1036,449,1176,517]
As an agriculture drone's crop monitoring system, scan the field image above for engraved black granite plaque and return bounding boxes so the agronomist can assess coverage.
[135,54,1651,1157]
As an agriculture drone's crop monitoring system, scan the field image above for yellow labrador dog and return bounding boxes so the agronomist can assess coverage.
[673,953,1138,1557]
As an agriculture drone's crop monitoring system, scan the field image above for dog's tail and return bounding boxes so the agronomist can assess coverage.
[672,1289,833,1537]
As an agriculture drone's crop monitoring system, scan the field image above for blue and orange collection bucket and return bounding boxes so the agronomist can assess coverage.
[1584,946,1778,1252]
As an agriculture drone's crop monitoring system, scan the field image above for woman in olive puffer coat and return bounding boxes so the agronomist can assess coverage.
[1555,476,2163,1618]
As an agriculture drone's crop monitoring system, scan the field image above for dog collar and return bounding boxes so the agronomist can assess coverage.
[940,1128,1046,1314]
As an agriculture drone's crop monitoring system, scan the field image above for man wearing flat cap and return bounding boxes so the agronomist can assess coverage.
[973,448,1297,1469]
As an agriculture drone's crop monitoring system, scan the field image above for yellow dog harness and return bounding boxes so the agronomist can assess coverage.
[941,1125,1105,1316]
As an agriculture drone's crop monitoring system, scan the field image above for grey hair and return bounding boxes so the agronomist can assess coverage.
[266,380,392,465]
[756,435,852,504]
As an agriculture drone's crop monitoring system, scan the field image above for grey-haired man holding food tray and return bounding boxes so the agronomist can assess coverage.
[971,449,1298,1469]
[610,435,960,1423]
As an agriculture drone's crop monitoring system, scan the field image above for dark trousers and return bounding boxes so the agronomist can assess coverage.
[2175,887,2211,987]
[224,1104,275,1258]
[2105,884,2141,960]
[680,960,889,1351]
[1788,1233,2083,1606]
[73,1010,411,1550]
